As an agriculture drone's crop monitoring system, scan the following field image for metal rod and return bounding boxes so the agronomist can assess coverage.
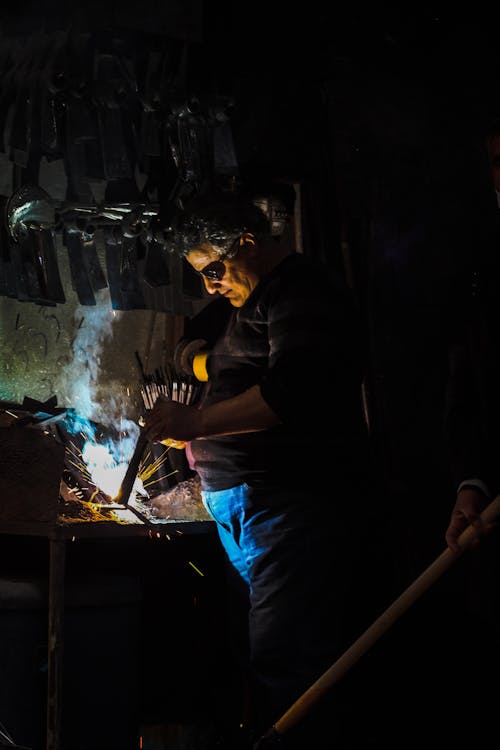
[113,433,149,506]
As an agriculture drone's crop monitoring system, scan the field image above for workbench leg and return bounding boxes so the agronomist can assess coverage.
[46,539,65,750]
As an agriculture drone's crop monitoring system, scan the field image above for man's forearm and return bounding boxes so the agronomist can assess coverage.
[198,384,280,437]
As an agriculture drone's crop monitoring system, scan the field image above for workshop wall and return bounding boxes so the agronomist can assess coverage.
[0,238,192,424]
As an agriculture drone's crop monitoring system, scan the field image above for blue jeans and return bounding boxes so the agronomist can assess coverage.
[202,482,365,743]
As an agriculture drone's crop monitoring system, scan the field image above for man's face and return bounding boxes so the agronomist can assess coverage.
[186,242,259,307]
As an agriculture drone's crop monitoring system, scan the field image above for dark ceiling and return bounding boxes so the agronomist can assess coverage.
[3,3,500,183]
[0,4,498,198]
[1,3,500,310]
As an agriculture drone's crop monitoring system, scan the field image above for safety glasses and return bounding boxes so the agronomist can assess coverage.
[197,257,229,281]
[197,232,255,281]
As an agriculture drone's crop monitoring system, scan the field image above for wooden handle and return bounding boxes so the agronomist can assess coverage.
[273,494,500,735]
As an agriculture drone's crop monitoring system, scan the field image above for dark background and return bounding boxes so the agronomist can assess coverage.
[1,4,500,749]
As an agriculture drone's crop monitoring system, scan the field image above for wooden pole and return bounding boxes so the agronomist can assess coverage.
[266,495,500,739]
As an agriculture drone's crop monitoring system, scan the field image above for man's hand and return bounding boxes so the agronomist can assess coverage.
[445,486,493,553]
[143,397,202,444]
[143,384,280,446]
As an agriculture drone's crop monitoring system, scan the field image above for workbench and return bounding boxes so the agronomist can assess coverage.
[0,425,216,750]
[0,516,216,750]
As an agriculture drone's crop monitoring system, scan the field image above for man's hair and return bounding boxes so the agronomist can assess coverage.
[164,183,295,258]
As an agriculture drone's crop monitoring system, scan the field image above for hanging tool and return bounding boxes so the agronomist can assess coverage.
[63,227,96,305]
[253,494,500,749]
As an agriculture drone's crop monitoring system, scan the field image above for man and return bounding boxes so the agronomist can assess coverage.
[143,186,388,749]
[440,128,500,747]
[443,329,498,553]
[443,123,500,552]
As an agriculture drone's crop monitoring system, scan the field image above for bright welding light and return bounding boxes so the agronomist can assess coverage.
[81,440,147,500]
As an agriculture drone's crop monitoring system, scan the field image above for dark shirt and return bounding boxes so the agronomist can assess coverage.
[188,253,372,496]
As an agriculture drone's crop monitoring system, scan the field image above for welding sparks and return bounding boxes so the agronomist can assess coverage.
[81,440,148,500]
[139,446,177,492]
[64,431,175,506]
[188,561,204,577]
